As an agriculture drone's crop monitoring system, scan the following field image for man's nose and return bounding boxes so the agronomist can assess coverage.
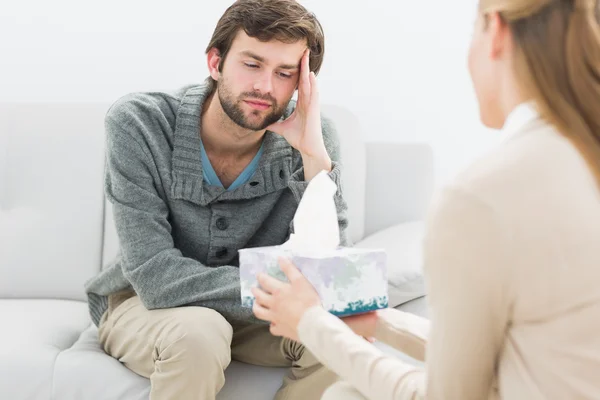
[253,72,274,94]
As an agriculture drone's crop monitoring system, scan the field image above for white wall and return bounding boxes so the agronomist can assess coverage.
[0,0,502,184]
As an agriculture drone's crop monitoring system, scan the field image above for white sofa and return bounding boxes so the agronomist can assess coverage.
[0,102,434,400]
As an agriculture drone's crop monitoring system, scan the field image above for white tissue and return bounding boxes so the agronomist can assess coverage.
[281,170,340,254]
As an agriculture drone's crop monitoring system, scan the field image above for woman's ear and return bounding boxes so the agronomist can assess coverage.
[207,48,222,81]
[487,12,511,60]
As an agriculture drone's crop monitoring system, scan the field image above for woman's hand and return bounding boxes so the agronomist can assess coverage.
[252,258,322,341]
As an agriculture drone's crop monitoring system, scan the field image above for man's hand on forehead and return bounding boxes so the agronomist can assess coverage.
[266,49,332,181]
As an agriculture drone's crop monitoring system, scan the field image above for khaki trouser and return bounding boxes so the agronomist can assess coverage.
[98,291,336,400]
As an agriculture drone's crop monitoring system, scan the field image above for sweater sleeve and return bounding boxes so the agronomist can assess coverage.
[298,306,427,400]
[105,114,259,323]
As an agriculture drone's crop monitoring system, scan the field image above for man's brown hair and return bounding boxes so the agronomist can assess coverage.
[206,0,325,76]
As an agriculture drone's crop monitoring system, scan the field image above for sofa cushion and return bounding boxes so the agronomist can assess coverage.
[0,299,90,400]
[0,297,427,400]
[53,298,428,400]
[355,221,426,308]
[53,325,150,400]
[54,324,289,400]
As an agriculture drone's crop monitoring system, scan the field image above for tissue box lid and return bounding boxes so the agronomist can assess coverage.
[238,246,386,258]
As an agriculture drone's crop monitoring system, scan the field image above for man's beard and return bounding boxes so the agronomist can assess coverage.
[217,80,288,131]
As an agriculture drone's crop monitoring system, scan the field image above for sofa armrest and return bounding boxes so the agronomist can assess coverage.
[356,221,426,308]
[364,142,434,237]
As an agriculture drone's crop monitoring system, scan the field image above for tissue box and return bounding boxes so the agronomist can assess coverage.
[239,246,388,317]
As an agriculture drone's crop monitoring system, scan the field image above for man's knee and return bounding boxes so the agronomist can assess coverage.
[157,307,233,370]
[322,382,366,400]
[293,341,321,369]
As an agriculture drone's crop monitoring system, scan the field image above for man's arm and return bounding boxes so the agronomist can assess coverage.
[287,116,351,246]
[106,114,257,323]
[267,50,350,247]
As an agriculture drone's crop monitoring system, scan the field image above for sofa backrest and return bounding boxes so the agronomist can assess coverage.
[0,103,109,301]
[363,142,434,237]
[0,102,368,300]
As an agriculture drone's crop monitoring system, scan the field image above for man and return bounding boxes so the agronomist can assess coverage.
[84,0,349,399]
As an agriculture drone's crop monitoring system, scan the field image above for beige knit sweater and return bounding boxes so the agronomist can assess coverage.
[298,103,600,400]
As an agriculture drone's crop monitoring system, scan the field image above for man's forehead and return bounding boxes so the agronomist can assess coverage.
[230,30,306,66]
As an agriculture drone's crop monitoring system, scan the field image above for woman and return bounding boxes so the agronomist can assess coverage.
[251,0,600,399]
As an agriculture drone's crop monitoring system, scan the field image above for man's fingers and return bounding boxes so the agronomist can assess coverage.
[303,49,311,76]
[309,72,319,104]
[299,49,311,108]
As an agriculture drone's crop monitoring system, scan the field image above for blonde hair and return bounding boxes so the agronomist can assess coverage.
[479,0,600,182]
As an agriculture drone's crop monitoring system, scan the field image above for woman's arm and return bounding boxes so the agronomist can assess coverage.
[298,306,427,400]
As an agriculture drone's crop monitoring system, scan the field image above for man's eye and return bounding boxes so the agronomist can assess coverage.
[278,72,292,79]
[244,63,259,69]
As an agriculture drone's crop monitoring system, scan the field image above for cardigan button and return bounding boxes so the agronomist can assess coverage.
[216,217,229,231]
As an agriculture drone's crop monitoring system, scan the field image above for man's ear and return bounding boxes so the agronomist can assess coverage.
[207,48,222,81]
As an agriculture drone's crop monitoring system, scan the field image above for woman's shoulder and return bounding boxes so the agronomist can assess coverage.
[453,121,580,202]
